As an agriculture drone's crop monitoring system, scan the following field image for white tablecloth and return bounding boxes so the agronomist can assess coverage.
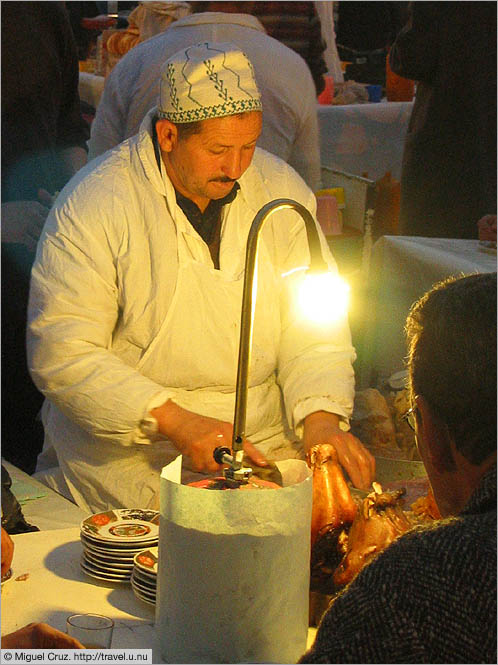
[358,237,497,388]
[1,527,160,656]
[1,468,317,659]
[318,101,413,181]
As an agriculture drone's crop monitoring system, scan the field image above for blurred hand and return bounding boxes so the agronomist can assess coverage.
[1,623,84,649]
[151,400,268,473]
[1,200,50,252]
[37,188,56,208]
[1,527,14,578]
[477,214,497,242]
[303,411,375,490]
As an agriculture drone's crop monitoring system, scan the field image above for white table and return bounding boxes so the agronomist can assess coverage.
[1,527,160,656]
[358,237,497,388]
[318,101,413,181]
[2,528,317,660]
[1,467,317,660]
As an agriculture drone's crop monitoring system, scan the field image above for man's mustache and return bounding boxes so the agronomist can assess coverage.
[211,176,236,183]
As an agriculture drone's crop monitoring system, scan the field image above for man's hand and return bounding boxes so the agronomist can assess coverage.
[1,200,50,252]
[1,623,84,649]
[303,411,375,490]
[1,527,14,578]
[150,400,268,473]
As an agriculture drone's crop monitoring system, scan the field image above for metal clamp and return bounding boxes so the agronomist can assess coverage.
[213,446,253,483]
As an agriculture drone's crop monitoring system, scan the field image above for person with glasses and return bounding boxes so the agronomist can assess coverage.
[301,272,497,664]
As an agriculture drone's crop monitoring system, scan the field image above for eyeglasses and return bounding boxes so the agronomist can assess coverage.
[402,404,418,432]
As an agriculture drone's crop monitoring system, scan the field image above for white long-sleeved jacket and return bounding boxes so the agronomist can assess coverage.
[28,111,355,512]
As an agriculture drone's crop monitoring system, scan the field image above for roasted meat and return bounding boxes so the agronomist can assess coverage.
[306,444,357,547]
[333,482,412,587]
[187,476,280,490]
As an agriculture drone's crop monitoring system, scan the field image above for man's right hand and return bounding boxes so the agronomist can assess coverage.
[1,200,50,252]
[150,400,268,473]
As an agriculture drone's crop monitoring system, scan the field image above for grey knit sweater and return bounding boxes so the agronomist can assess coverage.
[300,464,497,664]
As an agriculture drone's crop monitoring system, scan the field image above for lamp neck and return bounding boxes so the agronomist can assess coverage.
[231,199,327,460]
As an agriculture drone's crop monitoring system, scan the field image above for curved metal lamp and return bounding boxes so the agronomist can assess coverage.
[214,198,329,480]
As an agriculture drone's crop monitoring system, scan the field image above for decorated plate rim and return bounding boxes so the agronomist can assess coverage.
[81,509,159,542]
[133,547,159,574]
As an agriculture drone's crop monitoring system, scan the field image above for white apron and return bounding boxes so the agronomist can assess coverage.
[37,205,302,511]
[136,207,302,469]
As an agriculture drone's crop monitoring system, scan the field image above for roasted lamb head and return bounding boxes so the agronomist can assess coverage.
[333,482,411,587]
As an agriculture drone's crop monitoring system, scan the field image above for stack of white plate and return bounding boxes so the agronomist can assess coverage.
[80,509,159,584]
[131,546,158,605]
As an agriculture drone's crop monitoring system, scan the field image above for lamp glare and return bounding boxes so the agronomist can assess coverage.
[297,272,350,324]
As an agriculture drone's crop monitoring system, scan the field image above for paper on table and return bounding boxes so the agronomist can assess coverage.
[155,456,312,664]
[11,478,48,504]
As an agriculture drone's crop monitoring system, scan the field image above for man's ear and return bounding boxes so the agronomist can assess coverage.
[416,395,456,473]
[156,119,178,153]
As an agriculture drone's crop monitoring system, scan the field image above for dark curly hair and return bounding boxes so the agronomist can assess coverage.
[405,272,497,465]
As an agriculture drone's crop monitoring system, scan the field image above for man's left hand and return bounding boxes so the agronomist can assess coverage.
[1,623,84,649]
[303,411,375,490]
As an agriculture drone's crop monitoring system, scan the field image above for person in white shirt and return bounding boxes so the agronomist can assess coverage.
[88,3,321,191]
[29,43,373,513]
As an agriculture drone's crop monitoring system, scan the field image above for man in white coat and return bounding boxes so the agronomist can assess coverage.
[28,43,374,513]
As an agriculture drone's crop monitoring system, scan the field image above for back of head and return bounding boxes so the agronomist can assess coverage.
[405,272,497,465]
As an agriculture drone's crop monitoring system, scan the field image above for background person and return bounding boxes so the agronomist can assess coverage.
[389,1,497,238]
[301,272,497,663]
[87,1,321,191]
[249,0,328,96]
[1,1,89,474]
[28,43,373,513]
[335,0,408,86]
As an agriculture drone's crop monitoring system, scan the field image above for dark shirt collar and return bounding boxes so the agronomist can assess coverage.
[175,183,240,244]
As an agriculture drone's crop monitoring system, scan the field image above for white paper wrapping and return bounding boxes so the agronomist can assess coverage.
[155,457,312,663]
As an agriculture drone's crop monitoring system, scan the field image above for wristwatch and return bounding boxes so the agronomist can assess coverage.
[139,414,159,437]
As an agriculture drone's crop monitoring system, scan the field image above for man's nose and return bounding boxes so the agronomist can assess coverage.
[221,151,243,180]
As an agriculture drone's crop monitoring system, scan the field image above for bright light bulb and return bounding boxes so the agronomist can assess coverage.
[296,272,350,324]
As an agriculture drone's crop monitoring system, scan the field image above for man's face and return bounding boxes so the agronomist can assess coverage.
[160,112,262,211]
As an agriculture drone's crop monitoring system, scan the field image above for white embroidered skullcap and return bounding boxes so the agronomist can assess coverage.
[158,41,262,123]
